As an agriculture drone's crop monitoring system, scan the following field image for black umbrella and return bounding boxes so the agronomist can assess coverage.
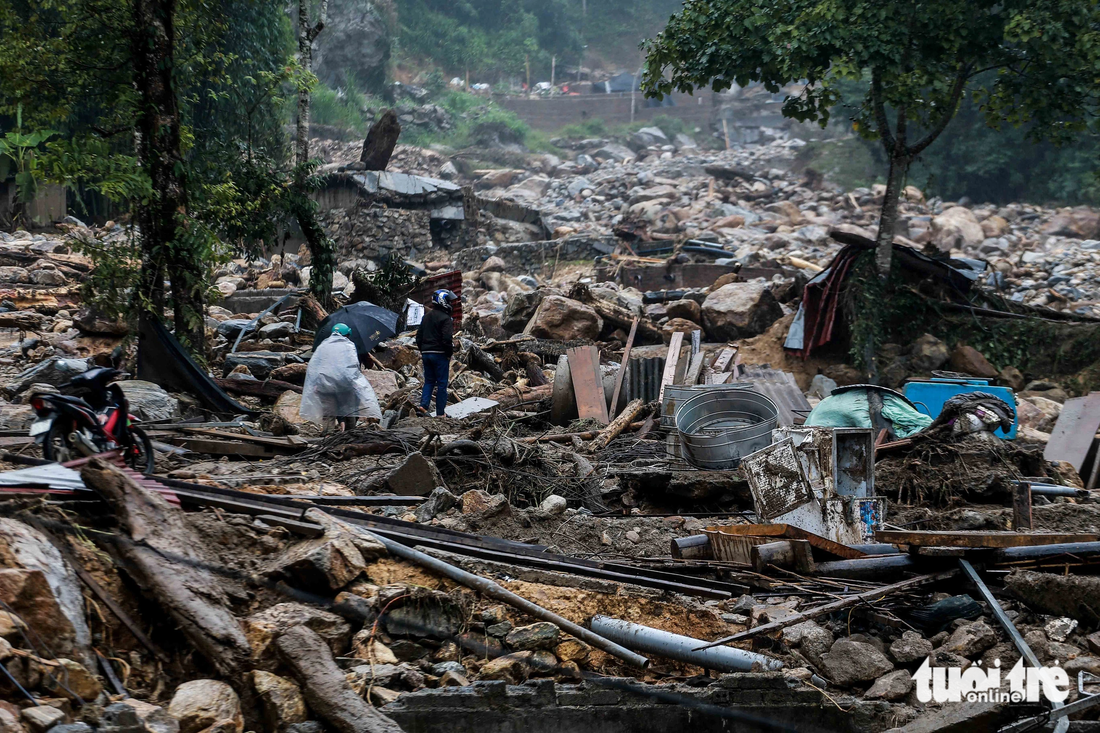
[314,301,399,359]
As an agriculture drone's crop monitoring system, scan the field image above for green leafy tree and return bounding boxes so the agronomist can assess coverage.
[0,105,57,228]
[643,0,1100,277]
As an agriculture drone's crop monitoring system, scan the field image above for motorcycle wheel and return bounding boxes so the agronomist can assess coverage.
[125,426,156,474]
[42,417,78,463]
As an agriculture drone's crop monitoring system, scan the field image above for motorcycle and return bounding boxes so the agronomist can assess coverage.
[28,367,155,473]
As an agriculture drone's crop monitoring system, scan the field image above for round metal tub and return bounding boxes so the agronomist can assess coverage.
[674,389,779,469]
[660,382,752,427]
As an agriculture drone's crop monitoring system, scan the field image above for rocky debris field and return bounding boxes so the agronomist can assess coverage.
[2,129,1100,733]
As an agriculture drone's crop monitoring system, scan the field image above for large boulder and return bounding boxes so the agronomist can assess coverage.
[312,0,390,93]
[1042,207,1100,239]
[167,679,243,733]
[948,344,998,378]
[0,519,91,666]
[7,357,89,396]
[244,603,351,667]
[501,290,543,333]
[908,334,949,373]
[73,307,129,336]
[701,282,783,340]
[527,296,602,341]
[118,380,179,422]
[931,207,984,251]
[820,638,894,687]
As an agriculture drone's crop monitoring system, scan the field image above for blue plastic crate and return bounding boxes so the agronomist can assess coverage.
[903,378,1017,439]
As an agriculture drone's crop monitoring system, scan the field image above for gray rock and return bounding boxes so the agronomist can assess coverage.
[119,380,179,422]
[285,724,325,733]
[386,452,447,496]
[566,177,593,197]
[504,622,560,651]
[216,319,256,338]
[415,487,458,522]
[908,333,949,373]
[808,374,837,399]
[8,357,89,396]
[890,630,933,664]
[385,591,466,640]
[222,351,294,380]
[312,0,389,92]
[865,669,913,700]
[701,281,783,340]
[1044,617,1078,643]
[431,661,466,677]
[792,622,834,669]
[938,620,997,659]
[539,494,568,514]
[820,638,894,686]
[259,321,294,339]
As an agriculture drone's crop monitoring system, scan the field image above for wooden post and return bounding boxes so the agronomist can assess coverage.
[722,118,731,150]
[608,316,639,420]
[550,55,556,88]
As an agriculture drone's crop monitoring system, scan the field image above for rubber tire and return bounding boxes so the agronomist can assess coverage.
[126,426,156,474]
[42,417,77,463]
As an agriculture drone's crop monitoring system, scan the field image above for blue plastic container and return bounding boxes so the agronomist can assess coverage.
[903,378,1017,439]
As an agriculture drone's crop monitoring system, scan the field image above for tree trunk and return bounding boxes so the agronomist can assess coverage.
[295,0,315,167]
[296,202,336,308]
[277,625,404,733]
[80,459,254,680]
[874,152,909,278]
[294,0,334,307]
[131,0,205,351]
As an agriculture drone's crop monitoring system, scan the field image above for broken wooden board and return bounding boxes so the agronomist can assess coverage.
[875,529,1100,548]
[705,523,867,560]
[567,345,609,424]
[1044,392,1100,472]
[608,316,639,420]
[658,331,684,403]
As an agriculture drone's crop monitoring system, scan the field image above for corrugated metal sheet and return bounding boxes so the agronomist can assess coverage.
[624,356,665,405]
[407,270,463,329]
[740,368,811,427]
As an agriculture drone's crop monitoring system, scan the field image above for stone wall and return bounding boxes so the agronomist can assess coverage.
[382,675,864,733]
[321,205,434,261]
[453,235,617,275]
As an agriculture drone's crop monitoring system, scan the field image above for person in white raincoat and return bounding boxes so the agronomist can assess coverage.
[299,323,381,431]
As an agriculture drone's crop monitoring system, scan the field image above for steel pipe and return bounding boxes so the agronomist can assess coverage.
[590,615,783,672]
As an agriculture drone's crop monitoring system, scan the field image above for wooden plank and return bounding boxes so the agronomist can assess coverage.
[875,529,1100,548]
[567,345,609,424]
[168,438,282,458]
[608,317,638,420]
[694,570,958,650]
[1013,483,1033,530]
[180,428,307,449]
[711,346,736,373]
[1044,392,1100,471]
[706,523,867,560]
[684,351,706,387]
[658,331,684,403]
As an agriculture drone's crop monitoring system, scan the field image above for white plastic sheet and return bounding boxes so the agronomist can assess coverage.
[300,333,381,424]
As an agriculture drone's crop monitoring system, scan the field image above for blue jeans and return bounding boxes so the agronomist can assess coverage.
[420,353,450,416]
